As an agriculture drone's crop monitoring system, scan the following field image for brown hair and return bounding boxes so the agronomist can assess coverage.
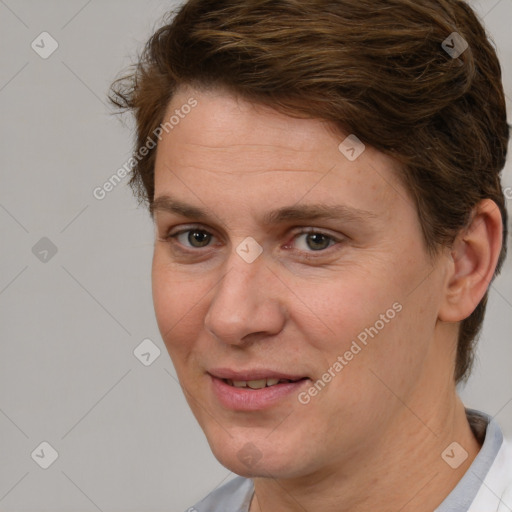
[110,0,509,383]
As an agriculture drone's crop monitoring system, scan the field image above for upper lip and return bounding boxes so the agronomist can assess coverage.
[208,368,308,381]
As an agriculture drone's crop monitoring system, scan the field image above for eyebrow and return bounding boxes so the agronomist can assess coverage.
[150,195,377,225]
[150,196,207,219]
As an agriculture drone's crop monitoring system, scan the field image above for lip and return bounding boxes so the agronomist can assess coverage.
[208,369,310,411]
[208,368,308,382]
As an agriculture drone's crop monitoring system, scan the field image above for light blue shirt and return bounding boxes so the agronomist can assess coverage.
[186,409,510,512]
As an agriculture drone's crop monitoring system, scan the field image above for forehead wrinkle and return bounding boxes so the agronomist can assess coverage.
[158,151,331,177]
[179,141,327,155]
[166,164,326,177]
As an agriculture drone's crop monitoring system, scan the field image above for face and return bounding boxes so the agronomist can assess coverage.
[151,86,451,479]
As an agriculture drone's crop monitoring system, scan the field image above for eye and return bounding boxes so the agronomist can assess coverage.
[293,231,337,251]
[171,228,214,248]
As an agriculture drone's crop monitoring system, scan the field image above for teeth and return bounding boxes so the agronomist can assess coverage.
[227,378,290,388]
[247,379,267,389]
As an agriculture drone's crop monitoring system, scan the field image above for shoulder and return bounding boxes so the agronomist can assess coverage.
[467,417,512,511]
[437,410,512,512]
[468,437,512,511]
[186,476,254,512]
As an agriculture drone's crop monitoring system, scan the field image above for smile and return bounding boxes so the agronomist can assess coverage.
[209,372,310,411]
[224,378,304,389]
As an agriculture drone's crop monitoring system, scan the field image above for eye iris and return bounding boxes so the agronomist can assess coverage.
[188,230,211,247]
[306,233,330,251]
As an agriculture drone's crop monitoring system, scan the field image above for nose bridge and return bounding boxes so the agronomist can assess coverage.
[204,248,284,343]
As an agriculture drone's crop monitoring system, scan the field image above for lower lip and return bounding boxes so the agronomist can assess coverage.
[210,375,309,411]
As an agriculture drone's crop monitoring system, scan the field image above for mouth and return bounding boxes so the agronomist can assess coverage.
[223,377,307,389]
[208,369,310,410]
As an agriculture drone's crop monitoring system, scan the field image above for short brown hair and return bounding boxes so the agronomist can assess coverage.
[110,0,509,383]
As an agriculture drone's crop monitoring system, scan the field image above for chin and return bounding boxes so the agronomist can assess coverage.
[207,432,310,479]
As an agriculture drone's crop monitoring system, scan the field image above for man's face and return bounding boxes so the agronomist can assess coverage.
[151,86,451,478]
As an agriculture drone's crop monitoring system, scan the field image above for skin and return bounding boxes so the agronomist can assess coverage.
[150,85,502,512]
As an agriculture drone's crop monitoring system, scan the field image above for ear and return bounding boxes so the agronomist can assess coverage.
[438,199,503,323]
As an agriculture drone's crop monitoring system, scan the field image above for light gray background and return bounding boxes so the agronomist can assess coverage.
[0,1,511,510]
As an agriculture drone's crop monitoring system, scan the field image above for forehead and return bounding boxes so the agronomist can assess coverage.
[162,88,339,164]
[153,86,408,219]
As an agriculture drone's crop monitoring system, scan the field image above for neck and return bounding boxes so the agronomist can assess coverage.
[250,377,481,512]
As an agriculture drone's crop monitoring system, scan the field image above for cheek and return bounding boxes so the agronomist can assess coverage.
[290,268,400,350]
[151,255,209,357]
[293,256,433,386]
[315,274,440,416]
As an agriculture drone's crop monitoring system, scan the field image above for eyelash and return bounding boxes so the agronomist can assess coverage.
[163,224,343,255]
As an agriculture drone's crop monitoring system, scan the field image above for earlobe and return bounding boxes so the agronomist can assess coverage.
[438,199,503,323]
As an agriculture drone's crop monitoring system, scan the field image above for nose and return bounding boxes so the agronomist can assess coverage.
[204,249,287,345]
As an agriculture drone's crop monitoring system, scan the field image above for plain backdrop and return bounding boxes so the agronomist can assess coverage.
[0,0,511,510]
